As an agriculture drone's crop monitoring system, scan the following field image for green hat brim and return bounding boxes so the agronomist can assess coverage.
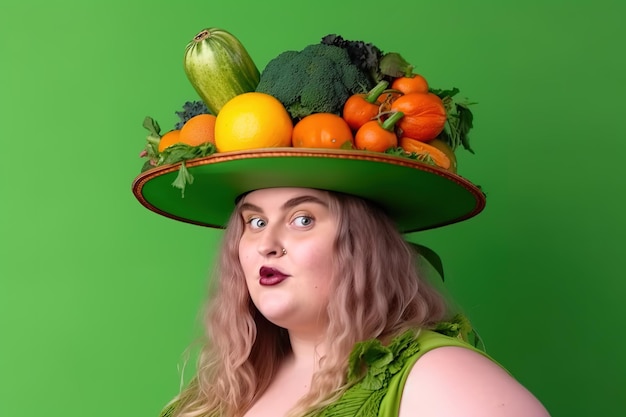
[132,148,485,233]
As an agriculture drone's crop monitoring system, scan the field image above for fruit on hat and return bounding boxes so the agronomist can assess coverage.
[134,31,485,234]
[158,129,182,152]
[179,114,217,147]
[139,31,478,179]
[292,113,354,149]
[214,92,293,152]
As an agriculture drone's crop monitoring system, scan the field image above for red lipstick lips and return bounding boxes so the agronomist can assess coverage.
[259,266,288,286]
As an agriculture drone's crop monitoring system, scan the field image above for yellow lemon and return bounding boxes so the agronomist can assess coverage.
[214,92,293,152]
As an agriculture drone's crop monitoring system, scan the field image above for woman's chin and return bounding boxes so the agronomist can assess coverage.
[254,293,297,325]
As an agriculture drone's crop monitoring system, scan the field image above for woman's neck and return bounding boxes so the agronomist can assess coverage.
[287,330,328,371]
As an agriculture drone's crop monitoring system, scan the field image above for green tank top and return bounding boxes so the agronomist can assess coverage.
[159,319,496,417]
[316,328,495,417]
[378,329,492,416]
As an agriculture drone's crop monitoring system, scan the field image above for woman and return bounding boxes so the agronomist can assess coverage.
[133,149,550,416]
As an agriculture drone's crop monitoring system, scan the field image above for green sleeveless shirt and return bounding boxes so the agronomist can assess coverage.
[159,320,494,417]
[315,328,493,417]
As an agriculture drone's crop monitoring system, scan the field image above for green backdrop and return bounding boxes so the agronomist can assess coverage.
[1,1,624,416]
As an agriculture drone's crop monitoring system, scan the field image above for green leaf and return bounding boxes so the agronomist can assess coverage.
[430,87,460,99]
[383,147,438,166]
[457,102,475,153]
[138,116,165,166]
[171,161,194,197]
[157,142,217,166]
[159,145,198,165]
[340,140,355,150]
[383,147,407,157]
[379,52,413,78]
[153,142,217,196]
[142,116,161,137]
[468,328,486,350]
[410,243,445,281]
[431,88,477,153]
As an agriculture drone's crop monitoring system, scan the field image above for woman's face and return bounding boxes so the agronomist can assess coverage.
[238,187,338,336]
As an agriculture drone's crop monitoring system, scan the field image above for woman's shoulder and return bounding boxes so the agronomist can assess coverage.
[400,342,551,417]
[318,321,478,416]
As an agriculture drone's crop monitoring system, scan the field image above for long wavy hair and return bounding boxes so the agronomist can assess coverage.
[171,190,449,417]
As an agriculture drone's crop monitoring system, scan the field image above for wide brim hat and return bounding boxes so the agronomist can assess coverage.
[132,147,485,233]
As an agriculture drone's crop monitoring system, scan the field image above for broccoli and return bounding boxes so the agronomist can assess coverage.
[255,43,374,120]
[321,34,384,86]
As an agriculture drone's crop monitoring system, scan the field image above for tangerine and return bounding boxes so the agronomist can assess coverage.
[158,129,182,152]
[292,113,354,149]
[179,113,216,147]
[214,92,293,152]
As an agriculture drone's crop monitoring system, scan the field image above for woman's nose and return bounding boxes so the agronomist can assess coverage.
[256,226,285,257]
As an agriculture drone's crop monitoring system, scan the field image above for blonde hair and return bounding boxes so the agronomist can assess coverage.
[171,191,449,417]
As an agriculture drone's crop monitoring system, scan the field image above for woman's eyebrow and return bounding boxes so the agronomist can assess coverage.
[239,202,263,213]
[239,195,328,214]
[281,195,328,210]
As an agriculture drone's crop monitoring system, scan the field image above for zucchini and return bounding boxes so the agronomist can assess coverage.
[183,28,260,115]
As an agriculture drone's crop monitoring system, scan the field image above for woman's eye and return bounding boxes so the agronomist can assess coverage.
[247,217,266,229]
[293,215,314,227]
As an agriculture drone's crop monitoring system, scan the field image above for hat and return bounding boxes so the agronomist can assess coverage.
[131,147,485,233]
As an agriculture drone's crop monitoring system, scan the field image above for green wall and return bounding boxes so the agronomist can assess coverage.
[1,1,624,416]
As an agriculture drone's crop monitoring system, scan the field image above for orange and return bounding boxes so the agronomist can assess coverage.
[391,74,429,95]
[179,114,216,147]
[214,92,293,152]
[399,137,452,170]
[292,113,354,149]
[158,129,182,152]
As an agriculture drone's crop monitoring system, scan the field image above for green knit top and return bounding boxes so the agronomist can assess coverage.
[159,317,494,417]
[316,328,493,416]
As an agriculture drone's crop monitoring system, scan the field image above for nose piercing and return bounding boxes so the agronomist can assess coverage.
[281,248,287,255]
